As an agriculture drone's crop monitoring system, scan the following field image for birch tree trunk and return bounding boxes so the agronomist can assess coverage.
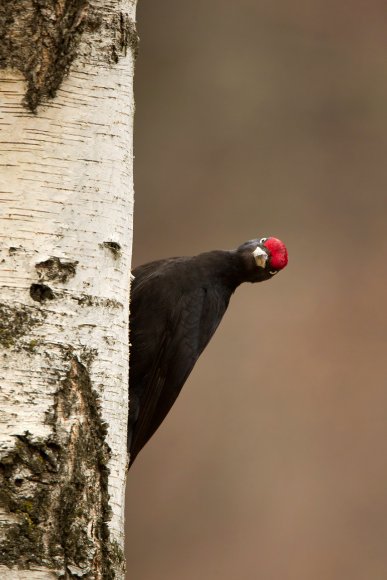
[0,1,137,578]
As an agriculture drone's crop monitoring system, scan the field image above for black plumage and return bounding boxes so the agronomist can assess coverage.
[128,237,288,467]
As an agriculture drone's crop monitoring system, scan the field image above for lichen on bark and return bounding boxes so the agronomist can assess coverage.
[0,303,45,348]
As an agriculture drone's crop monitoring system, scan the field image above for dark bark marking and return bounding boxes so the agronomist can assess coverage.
[30,282,55,302]
[111,12,139,63]
[0,2,138,111]
[0,0,89,112]
[0,354,123,578]
[36,257,78,283]
[126,15,140,60]
[101,241,121,259]
[75,294,122,309]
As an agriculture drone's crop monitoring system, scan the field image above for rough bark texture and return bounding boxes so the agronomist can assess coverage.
[0,1,137,578]
[0,0,138,112]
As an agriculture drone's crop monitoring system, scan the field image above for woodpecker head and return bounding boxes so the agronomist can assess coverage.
[237,236,288,283]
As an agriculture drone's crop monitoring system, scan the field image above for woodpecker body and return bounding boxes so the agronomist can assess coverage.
[128,237,288,467]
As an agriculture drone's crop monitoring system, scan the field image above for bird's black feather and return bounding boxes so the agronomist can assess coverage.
[128,240,286,467]
[129,255,230,466]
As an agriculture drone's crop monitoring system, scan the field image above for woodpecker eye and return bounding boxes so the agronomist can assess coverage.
[259,237,268,244]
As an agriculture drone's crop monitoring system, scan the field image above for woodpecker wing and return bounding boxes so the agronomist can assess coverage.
[129,259,229,465]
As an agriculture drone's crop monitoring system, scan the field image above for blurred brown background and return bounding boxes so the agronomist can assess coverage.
[126,2,387,579]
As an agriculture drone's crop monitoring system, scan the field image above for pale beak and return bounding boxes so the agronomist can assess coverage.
[253,246,268,268]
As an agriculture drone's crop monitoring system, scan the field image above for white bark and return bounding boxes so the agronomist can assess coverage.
[0,1,136,577]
